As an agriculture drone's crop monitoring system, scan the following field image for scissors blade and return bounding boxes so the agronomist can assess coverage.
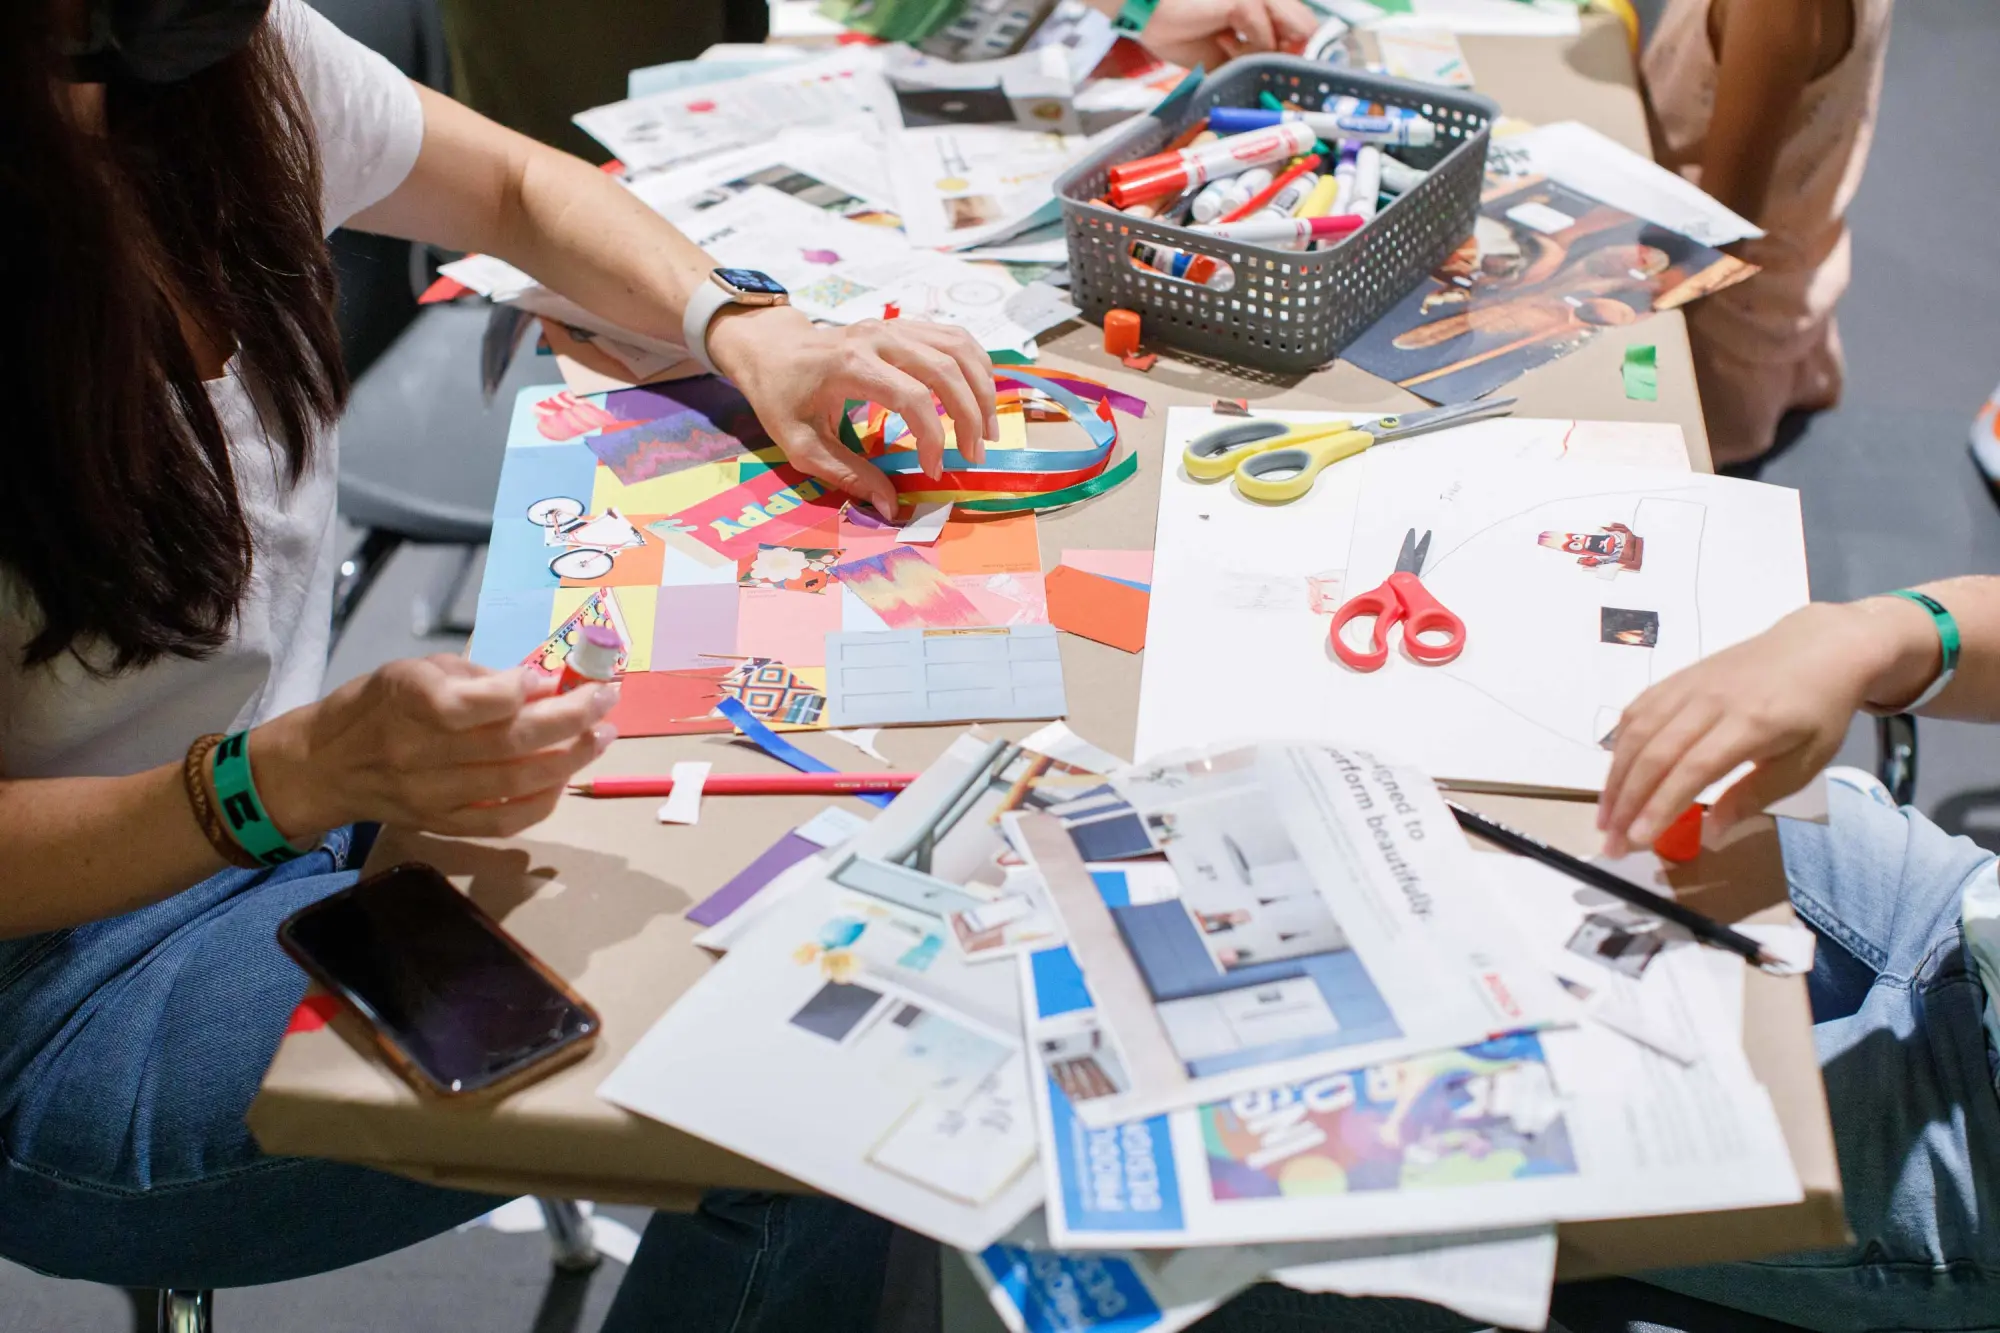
[1394,528,1431,575]
[1364,397,1517,445]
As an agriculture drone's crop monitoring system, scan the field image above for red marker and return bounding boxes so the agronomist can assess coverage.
[1107,122,1317,210]
[1189,213,1365,247]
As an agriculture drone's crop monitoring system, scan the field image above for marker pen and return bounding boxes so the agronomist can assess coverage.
[1260,171,1320,219]
[1204,105,1435,148]
[1189,213,1365,247]
[1378,155,1426,195]
[1324,94,1419,122]
[1220,154,1321,223]
[1191,167,1271,223]
[1129,240,1223,286]
[1331,141,1359,213]
[557,624,621,693]
[1351,145,1383,222]
[1294,173,1340,217]
[1106,121,1318,206]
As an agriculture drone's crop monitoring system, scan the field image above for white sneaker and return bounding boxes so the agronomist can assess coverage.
[1972,383,2000,486]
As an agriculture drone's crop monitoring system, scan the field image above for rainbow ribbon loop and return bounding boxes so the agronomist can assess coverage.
[841,368,1144,512]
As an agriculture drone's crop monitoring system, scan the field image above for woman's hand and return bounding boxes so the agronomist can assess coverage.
[254,656,616,840]
[1138,0,1321,69]
[1597,600,1924,855]
[709,307,999,519]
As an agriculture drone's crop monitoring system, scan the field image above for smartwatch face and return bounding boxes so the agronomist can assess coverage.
[714,268,788,297]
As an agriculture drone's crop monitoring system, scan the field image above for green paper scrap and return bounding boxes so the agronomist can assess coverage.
[1622,344,1658,402]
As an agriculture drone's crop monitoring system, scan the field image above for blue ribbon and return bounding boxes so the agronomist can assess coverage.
[713,697,894,808]
[870,367,1118,476]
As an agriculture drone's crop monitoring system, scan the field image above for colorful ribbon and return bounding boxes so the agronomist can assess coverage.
[840,366,1142,514]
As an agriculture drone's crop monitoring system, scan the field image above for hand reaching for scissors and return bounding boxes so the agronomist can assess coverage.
[1597,593,1976,856]
[1135,0,1321,69]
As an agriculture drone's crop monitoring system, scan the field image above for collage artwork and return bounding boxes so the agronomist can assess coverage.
[469,373,1117,739]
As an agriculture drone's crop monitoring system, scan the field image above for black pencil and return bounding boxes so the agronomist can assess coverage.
[1447,801,1781,971]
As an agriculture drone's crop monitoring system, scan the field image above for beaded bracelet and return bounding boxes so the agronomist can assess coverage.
[209,730,307,867]
[182,733,262,870]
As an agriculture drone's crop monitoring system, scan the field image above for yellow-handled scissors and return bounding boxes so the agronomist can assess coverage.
[1182,397,1518,503]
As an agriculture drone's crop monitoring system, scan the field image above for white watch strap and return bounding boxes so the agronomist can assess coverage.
[681,276,733,377]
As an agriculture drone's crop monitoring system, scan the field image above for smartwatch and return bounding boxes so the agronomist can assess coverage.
[681,268,790,376]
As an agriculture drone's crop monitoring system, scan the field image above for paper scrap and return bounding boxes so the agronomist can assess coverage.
[826,727,891,763]
[824,625,1068,727]
[656,761,711,824]
[1623,343,1659,401]
[793,805,873,849]
[1376,26,1474,86]
[897,502,953,544]
[1060,548,1154,588]
[686,830,821,927]
[1044,564,1149,653]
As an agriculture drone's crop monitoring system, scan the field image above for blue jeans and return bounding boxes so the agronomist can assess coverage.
[0,831,889,1331]
[1645,782,2000,1331]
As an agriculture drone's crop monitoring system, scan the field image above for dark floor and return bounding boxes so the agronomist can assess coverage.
[4,4,1996,1330]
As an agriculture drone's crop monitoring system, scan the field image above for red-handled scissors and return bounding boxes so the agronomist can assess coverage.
[1330,528,1466,671]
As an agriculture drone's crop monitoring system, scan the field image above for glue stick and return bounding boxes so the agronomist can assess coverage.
[1378,155,1425,196]
[557,624,621,693]
[1260,172,1320,219]
[1191,167,1271,223]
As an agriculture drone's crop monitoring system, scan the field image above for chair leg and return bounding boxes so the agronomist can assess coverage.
[158,1289,213,1333]
[328,527,404,649]
[537,1197,601,1273]
[409,543,481,640]
[1876,713,1919,806]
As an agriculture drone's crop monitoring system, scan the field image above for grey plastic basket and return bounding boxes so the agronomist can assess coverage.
[1054,58,1497,373]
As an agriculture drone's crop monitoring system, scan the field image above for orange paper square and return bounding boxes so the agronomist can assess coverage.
[930,511,1041,576]
[1045,564,1149,654]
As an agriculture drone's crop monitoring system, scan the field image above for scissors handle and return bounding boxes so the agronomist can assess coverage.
[1385,571,1466,665]
[1329,580,1402,671]
[1235,429,1373,503]
[1182,420,1355,482]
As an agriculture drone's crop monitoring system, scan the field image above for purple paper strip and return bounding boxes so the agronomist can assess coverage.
[686,831,821,927]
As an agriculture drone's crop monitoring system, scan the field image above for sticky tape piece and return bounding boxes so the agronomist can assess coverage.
[713,697,894,808]
[657,762,712,825]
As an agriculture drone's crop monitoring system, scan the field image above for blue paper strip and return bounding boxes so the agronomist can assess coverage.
[713,697,894,808]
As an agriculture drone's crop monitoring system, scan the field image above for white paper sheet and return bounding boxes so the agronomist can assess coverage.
[1014,743,1570,1128]
[656,761,711,824]
[966,1214,1556,1333]
[1134,409,1803,798]
[1028,854,1801,1250]
[575,49,902,173]
[1350,0,1582,36]
[888,125,1087,251]
[1489,120,1765,248]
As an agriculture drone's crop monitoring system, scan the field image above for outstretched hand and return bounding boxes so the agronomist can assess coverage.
[710,307,998,520]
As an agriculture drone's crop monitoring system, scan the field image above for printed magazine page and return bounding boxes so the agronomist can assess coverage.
[1011,744,1570,1126]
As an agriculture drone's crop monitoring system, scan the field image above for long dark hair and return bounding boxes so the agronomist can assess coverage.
[0,4,346,672]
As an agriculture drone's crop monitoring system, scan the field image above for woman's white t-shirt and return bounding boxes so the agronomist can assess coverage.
[0,0,424,780]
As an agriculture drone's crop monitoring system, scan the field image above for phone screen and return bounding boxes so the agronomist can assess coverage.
[281,865,597,1094]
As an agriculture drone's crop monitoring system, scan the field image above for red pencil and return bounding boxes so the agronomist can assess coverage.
[1218,153,1322,224]
[570,772,919,798]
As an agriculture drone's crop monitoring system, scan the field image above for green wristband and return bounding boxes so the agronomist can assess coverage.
[209,730,304,866]
[1113,0,1158,32]
[1888,589,1961,710]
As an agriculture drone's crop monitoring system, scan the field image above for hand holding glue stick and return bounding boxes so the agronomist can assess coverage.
[557,624,621,694]
[1107,121,1316,208]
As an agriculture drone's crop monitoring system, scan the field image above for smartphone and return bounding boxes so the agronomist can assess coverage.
[278,863,600,1097]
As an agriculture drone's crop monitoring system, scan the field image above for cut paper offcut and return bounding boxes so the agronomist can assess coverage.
[1059,548,1154,588]
[661,466,844,561]
[608,658,827,738]
[739,544,841,594]
[737,585,844,668]
[521,588,632,679]
[832,545,987,630]
[824,626,1067,727]
[587,410,751,485]
[929,510,1042,576]
[533,389,623,442]
[951,571,1048,627]
[651,583,738,670]
[1044,564,1149,653]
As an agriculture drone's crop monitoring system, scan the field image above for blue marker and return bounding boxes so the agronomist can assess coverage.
[1207,104,1436,148]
